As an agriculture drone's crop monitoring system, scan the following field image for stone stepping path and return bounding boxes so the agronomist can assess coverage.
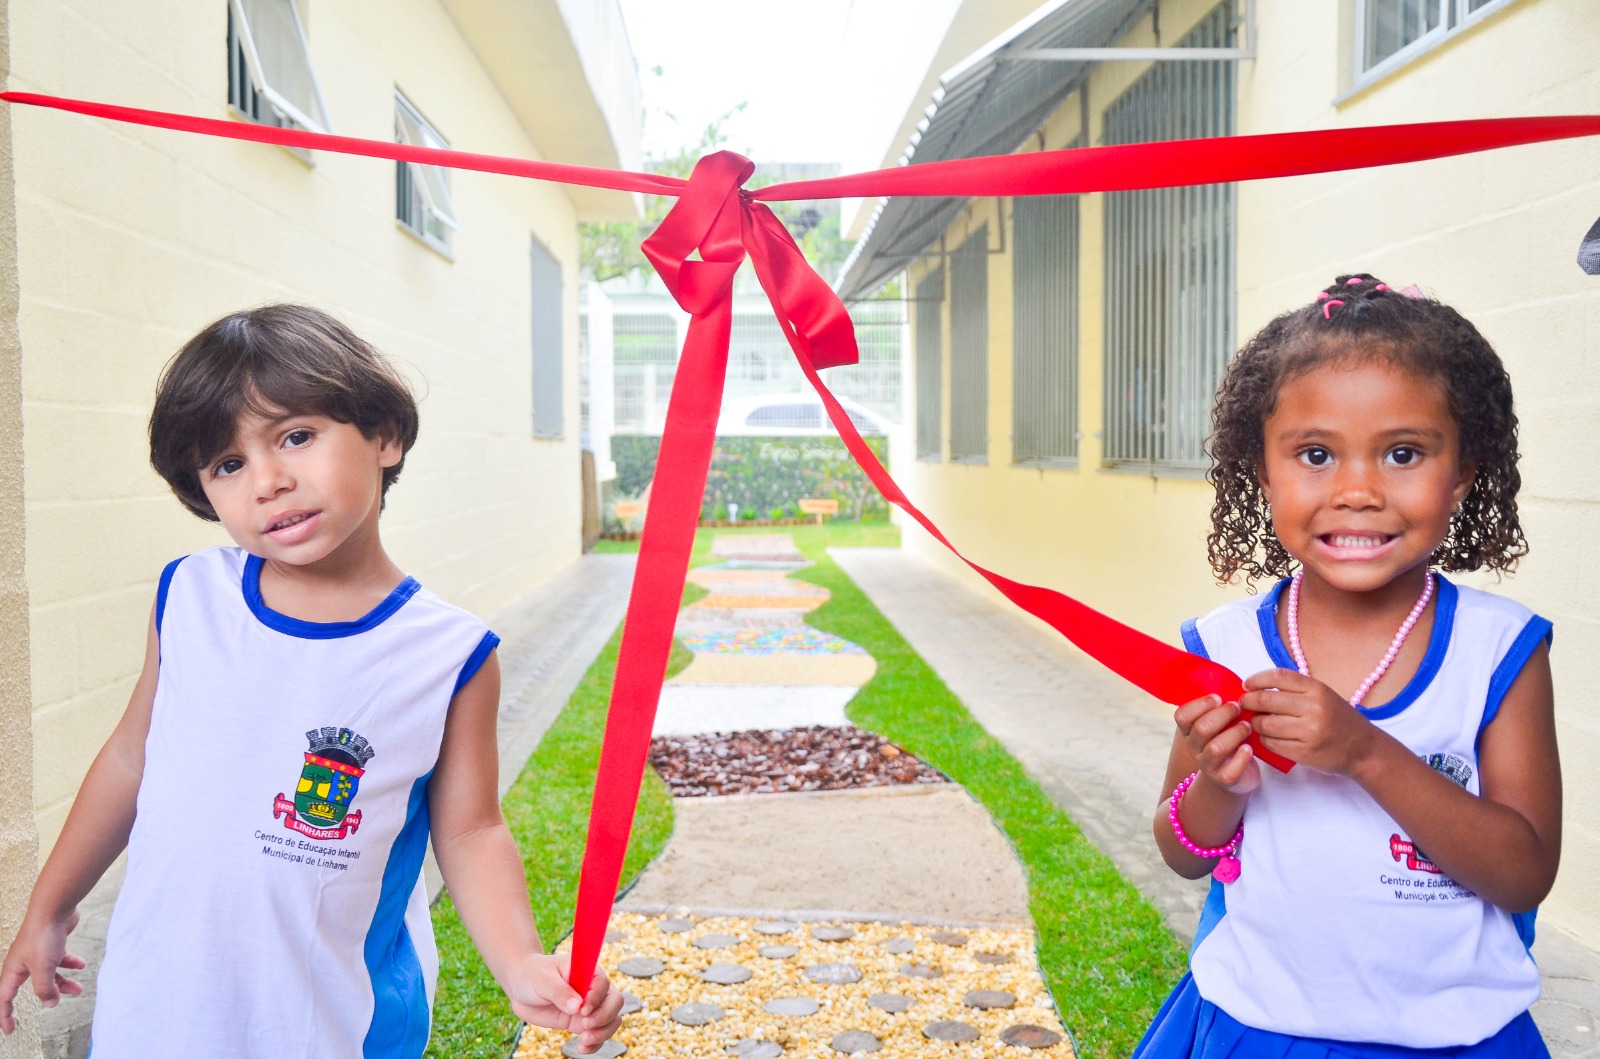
[652,685,858,737]
[710,535,807,562]
[513,913,1070,1056]
[650,725,945,797]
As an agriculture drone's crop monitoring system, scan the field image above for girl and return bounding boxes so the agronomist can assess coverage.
[1136,275,1560,1057]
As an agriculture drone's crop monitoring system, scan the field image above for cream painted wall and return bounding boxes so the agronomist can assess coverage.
[896,0,1600,942]
[11,0,607,852]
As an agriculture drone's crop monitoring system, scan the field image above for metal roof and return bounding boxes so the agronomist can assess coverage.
[835,0,1151,302]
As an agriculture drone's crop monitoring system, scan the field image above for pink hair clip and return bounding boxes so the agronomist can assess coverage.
[1375,283,1391,291]
[1346,276,1364,286]
[1315,291,1331,301]
[1398,283,1425,299]
[1322,298,1346,320]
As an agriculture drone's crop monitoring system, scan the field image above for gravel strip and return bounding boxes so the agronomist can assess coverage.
[649,725,948,797]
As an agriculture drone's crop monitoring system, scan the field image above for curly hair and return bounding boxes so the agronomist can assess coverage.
[1206,273,1527,585]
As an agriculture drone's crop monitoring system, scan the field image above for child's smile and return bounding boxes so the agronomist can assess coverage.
[1258,358,1475,599]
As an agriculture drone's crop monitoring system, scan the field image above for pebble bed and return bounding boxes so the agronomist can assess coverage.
[649,726,948,797]
[514,912,1072,1058]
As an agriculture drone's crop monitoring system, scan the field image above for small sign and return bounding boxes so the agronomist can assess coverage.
[797,497,838,524]
[615,500,645,519]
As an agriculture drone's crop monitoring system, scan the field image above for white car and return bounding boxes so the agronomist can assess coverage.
[715,393,891,437]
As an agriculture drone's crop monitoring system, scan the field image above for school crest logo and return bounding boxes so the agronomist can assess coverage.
[1389,752,1474,873]
[271,727,376,841]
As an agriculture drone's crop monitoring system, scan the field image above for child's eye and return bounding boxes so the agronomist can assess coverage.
[1388,446,1419,466]
[1298,447,1331,467]
[284,429,314,448]
[211,457,244,478]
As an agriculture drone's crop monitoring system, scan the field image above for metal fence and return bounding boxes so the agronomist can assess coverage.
[1013,194,1080,464]
[949,228,989,462]
[1102,1,1235,471]
[914,266,944,459]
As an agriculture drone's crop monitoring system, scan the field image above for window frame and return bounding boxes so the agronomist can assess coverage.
[530,236,565,439]
[1012,192,1081,468]
[226,0,332,135]
[948,227,989,465]
[394,91,460,256]
[1351,0,1523,91]
[913,266,945,461]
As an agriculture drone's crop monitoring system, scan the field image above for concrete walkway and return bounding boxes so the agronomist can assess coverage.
[832,546,1600,1059]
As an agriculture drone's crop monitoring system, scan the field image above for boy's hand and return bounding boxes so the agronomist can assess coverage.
[1175,694,1260,794]
[1240,668,1377,775]
[0,910,86,1035]
[509,953,624,1054]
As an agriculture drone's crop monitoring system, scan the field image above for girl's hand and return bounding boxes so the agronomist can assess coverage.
[0,909,86,1035]
[1174,694,1260,795]
[1240,668,1378,774]
[507,953,624,1054]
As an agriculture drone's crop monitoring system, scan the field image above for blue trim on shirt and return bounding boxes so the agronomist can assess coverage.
[155,556,186,638]
[243,554,421,639]
[452,631,501,697]
[1180,618,1209,660]
[363,772,434,1059]
[1480,616,1553,736]
[1253,575,1458,720]
[1191,877,1228,956]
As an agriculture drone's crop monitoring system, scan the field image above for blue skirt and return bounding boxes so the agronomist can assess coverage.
[1132,974,1550,1059]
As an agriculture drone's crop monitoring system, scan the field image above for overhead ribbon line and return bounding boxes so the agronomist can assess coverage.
[8,91,1600,996]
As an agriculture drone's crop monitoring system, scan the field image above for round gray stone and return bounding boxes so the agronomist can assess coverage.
[867,993,913,1013]
[811,925,857,942]
[617,957,665,979]
[830,1031,882,1054]
[763,997,821,1017]
[693,933,741,950]
[671,1002,726,1026]
[805,961,863,985]
[899,962,942,979]
[604,930,630,944]
[974,951,1014,965]
[562,1040,626,1058]
[922,1020,980,1043]
[700,963,753,985]
[658,917,696,934]
[754,921,796,936]
[619,991,643,1015]
[965,989,1017,1010]
[881,937,916,954]
[1001,1024,1064,1049]
[727,1040,784,1059]
[759,944,799,959]
[930,930,969,947]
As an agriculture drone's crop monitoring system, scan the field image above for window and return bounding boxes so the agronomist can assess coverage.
[948,229,988,463]
[395,93,459,254]
[914,267,944,460]
[747,402,821,430]
[226,0,331,135]
[530,238,564,438]
[1356,0,1521,80]
[1102,2,1235,472]
[1013,194,1080,465]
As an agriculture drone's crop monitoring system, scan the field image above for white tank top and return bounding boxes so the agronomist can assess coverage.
[91,547,497,1058]
[1181,575,1548,1047]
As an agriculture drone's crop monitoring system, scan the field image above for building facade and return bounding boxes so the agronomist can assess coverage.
[842,0,1600,947]
[0,1,639,1054]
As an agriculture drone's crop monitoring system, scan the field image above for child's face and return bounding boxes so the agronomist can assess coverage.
[1257,358,1474,597]
[198,405,402,569]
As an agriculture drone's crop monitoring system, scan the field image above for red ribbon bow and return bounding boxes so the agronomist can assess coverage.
[7,91,1600,995]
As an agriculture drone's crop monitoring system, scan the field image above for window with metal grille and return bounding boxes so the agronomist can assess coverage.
[1013,194,1080,465]
[226,0,331,137]
[914,267,944,460]
[1102,3,1234,472]
[1356,0,1521,80]
[531,238,563,438]
[949,228,989,463]
[395,93,459,254]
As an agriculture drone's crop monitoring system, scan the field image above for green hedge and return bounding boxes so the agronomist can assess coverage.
[611,434,890,521]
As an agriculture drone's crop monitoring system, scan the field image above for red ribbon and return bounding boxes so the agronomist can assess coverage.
[8,91,1599,995]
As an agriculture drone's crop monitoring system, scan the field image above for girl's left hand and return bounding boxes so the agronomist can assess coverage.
[1239,668,1378,775]
[508,953,624,1053]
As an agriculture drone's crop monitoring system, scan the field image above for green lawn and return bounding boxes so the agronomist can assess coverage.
[429,520,1185,1058]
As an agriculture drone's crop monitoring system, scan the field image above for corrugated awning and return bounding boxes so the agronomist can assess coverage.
[834,0,1150,302]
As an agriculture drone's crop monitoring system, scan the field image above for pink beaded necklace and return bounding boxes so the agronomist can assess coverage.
[1286,569,1436,706]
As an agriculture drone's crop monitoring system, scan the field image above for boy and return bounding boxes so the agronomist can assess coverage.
[0,305,621,1056]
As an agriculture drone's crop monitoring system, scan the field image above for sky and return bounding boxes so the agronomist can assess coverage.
[617,0,956,173]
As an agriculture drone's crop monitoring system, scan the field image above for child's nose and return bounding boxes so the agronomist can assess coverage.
[251,458,293,498]
[1332,461,1383,507]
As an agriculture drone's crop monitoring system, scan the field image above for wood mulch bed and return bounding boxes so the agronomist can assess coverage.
[649,724,947,797]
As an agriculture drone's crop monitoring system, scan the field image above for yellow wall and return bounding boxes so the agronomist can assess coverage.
[899,0,1600,943]
[12,0,607,852]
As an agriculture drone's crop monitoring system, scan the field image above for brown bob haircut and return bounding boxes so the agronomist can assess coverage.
[149,305,419,521]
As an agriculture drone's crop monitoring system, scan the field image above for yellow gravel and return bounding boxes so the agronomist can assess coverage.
[515,912,1073,1057]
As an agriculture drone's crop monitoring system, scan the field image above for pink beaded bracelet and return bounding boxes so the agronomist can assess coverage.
[1169,772,1244,884]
